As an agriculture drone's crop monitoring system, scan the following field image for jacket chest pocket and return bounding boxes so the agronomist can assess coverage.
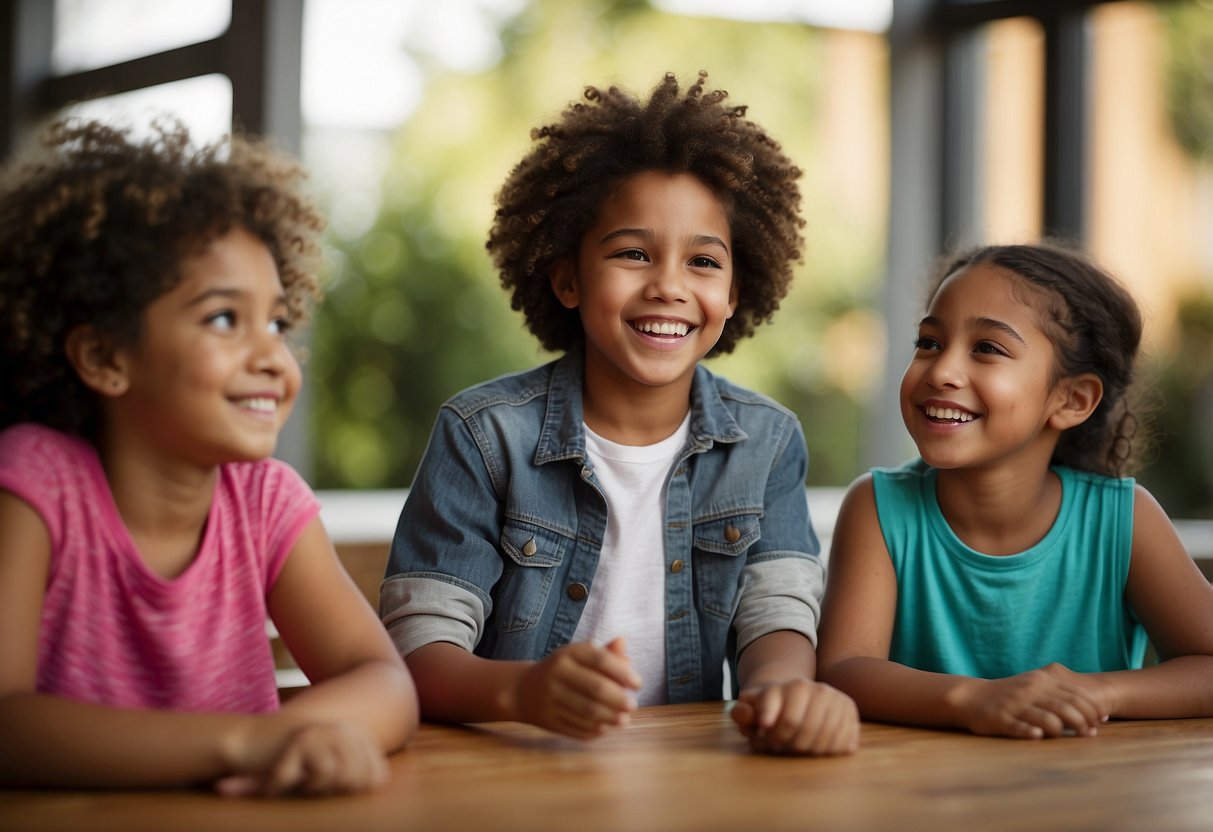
[692,513,761,620]
[494,520,570,633]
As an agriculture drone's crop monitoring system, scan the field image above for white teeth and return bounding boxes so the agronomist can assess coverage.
[635,320,689,337]
[240,397,277,413]
[925,405,975,422]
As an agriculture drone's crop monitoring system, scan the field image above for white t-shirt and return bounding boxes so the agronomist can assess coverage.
[573,414,691,706]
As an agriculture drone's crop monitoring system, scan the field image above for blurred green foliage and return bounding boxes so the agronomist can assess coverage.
[309,0,1213,523]
[1161,0,1213,161]
[1139,292,1213,518]
[1140,0,1213,518]
[310,0,886,489]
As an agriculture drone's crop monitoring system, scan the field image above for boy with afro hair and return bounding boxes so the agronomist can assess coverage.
[381,71,858,755]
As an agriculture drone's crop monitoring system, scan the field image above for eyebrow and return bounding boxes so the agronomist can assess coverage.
[185,287,289,308]
[919,315,1027,346]
[691,234,730,255]
[599,228,730,255]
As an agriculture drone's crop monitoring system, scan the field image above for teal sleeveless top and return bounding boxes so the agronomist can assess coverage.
[872,459,1148,678]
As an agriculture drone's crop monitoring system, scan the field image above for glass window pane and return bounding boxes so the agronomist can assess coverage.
[53,0,229,73]
[63,74,233,146]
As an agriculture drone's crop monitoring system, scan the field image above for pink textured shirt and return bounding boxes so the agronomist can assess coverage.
[0,423,320,713]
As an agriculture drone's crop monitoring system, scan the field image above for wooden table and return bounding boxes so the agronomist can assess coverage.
[4,702,1213,832]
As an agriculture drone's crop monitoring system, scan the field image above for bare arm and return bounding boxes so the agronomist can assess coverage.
[405,642,531,724]
[736,629,816,689]
[406,637,641,739]
[0,491,261,788]
[266,516,418,751]
[198,515,421,797]
[0,694,291,790]
[1085,486,1213,718]
[816,476,963,725]
[0,499,416,793]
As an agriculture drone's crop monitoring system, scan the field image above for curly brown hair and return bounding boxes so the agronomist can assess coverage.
[929,241,1147,478]
[486,70,805,357]
[0,118,324,439]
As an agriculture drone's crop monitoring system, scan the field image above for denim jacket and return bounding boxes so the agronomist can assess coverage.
[380,349,824,703]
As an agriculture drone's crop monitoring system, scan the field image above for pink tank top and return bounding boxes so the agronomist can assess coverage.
[0,423,320,713]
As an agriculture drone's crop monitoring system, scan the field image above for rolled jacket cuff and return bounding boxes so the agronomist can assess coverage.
[732,555,824,653]
[379,572,488,657]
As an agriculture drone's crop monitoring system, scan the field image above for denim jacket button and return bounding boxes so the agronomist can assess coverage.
[670,559,684,574]
[567,582,588,601]
[522,539,538,557]
[723,525,741,543]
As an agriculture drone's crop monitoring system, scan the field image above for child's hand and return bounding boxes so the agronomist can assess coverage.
[731,679,860,756]
[952,662,1110,739]
[216,720,389,798]
[513,636,642,739]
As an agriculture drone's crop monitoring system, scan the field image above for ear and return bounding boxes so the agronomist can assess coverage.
[550,257,579,310]
[64,325,130,398]
[1048,372,1103,431]
[725,278,739,320]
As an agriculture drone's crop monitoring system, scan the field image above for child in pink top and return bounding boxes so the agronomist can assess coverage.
[0,119,417,795]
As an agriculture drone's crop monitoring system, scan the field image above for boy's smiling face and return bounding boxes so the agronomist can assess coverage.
[551,170,736,419]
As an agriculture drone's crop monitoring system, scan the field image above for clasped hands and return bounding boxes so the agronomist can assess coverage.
[510,636,860,755]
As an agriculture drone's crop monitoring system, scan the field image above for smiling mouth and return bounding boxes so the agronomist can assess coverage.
[631,320,692,337]
[234,397,278,413]
[923,405,977,423]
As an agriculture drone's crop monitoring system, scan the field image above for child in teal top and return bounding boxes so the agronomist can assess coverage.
[818,242,1213,739]
[870,458,1147,678]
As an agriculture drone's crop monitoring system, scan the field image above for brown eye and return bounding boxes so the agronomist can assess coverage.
[205,310,236,330]
[974,341,1007,357]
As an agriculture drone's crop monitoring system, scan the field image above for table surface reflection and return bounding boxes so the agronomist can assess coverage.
[4,702,1213,832]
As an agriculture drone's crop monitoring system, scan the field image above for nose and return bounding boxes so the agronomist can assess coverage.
[922,346,965,389]
[251,326,289,376]
[645,257,690,303]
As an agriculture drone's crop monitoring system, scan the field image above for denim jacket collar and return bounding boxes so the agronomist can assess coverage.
[534,347,749,466]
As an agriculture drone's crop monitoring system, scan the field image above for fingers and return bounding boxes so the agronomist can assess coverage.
[556,644,640,715]
[599,637,644,690]
[519,641,642,739]
[262,739,308,796]
[735,681,860,756]
[224,723,389,798]
[539,678,633,739]
[1017,673,1106,739]
[735,684,784,734]
[993,717,1046,739]
[213,774,261,798]
[1012,696,1104,739]
[729,699,756,731]
[969,670,1109,740]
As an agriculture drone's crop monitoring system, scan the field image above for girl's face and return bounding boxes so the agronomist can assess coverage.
[108,226,301,468]
[899,262,1071,473]
[551,170,737,403]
